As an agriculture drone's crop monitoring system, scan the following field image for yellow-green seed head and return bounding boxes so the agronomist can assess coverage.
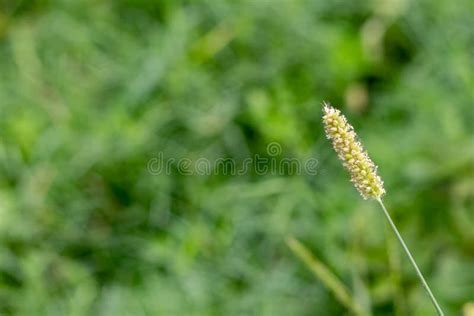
[322,102,385,200]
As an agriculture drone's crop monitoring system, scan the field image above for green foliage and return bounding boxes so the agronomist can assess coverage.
[0,0,473,315]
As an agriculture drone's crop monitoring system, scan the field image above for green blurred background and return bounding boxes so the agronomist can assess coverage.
[0,0,473,315]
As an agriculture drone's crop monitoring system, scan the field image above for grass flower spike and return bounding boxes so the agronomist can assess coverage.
[322,102,385,199]
[322,102,445,316]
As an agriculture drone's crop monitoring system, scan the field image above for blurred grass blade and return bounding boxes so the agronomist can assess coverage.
[191,20,235,63]
[286,236,367,316]
[386,226,408,316]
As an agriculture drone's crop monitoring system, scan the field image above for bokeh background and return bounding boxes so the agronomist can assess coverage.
[0,0,473,315]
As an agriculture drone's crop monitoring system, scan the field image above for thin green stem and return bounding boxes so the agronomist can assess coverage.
[376,198,444,316]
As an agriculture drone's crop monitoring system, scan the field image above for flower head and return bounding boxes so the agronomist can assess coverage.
[322,102,385,199]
